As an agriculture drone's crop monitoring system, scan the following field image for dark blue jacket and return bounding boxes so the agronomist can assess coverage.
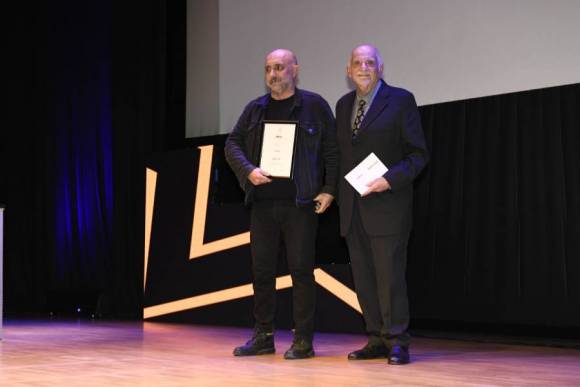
[225,88,338,206]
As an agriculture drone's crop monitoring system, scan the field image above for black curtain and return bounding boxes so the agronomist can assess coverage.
[409,84,580,328]
[1,0,185,318]
[105,0,185,317]
[2,1,114,314]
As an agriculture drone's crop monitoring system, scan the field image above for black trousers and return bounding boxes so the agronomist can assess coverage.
[250,200,318,339]
[346,201,411,347]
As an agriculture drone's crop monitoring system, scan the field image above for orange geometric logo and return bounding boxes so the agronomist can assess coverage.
[143,145,360,319]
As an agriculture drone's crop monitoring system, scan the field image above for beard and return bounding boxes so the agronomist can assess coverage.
[268,78,289,94]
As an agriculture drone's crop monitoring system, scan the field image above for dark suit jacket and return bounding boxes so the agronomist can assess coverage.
[336,80,429,237]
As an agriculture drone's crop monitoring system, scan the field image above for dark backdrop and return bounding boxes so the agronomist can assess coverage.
[1,0,185,318]
[410,84,580,330]
[1,0,579,332]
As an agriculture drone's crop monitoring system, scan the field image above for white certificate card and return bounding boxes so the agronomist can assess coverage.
[344,152,389,195]
[259,121,297,178]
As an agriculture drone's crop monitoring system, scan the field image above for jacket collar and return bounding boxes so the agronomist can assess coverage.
[256,88,303,110]
[342,80,390,131]
[358,79,390,130]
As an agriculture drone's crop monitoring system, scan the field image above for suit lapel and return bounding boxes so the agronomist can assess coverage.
[360,80,390,130]
[341,91,356,135]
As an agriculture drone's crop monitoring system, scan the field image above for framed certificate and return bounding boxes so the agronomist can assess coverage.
[258,120,298,178]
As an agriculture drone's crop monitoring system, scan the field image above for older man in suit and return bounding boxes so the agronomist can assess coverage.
[335,44,429,365]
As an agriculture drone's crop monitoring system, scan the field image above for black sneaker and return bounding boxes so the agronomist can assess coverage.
[233,331,275,356]
[283,337,314,359]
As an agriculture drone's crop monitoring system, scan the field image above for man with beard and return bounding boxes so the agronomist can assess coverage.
[335,44,429,365]
[225,49,337,359]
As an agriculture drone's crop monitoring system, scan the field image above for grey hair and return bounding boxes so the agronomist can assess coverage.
[351,44,383,68]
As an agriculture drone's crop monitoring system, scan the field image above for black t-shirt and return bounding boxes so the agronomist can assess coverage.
[254,95,297,201]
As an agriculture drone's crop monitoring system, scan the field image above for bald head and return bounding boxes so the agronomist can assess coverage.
[347,44,384,96]
[264,48,299,100]
[350,45,383,68]
[266,49,298,65]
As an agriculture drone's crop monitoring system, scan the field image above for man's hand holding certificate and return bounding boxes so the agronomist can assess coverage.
[344,153,390,196]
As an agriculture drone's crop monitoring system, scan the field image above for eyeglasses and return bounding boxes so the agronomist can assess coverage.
[351,59,377,69]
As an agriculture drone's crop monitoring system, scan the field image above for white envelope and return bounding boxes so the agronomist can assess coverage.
[344,152,388,196]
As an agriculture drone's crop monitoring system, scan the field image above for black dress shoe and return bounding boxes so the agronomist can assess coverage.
[388,345,410,365]
[233,331,275,356]
[284,337,314,359]
[348,342,390,360]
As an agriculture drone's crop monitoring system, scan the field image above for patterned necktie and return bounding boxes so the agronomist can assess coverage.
[352,99,366,138]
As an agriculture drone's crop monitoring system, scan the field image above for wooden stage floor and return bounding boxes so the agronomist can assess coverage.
[0,320,578,386]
